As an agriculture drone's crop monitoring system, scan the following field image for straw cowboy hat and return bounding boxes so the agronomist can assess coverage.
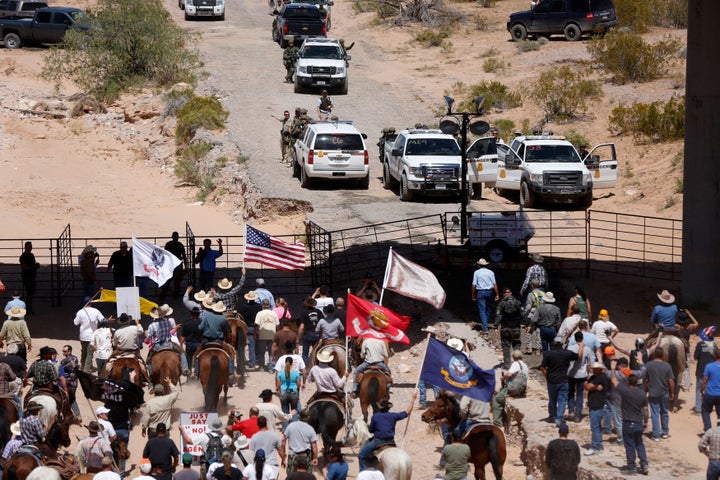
[657,289,675,304]
[316,351,334,363]
[543,292,556,303]
[591,362,606,370]
[5,306,26,318]
[86,421,104,433]
[529,253,544,264]
[234,435,250,450]
[244,291,259,301]
[211,301,227,313]
[217,278,233,290]
[82,245,97,254]
[10,422,21,437]
[194,290,209,302]
[159,304,174,317]
[202,297,216,309]
[476,258,489,266]
[447,338,464,351]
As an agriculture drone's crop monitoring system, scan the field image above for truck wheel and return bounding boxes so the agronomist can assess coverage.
[292,154,300,178]
[339,80,348,95]
[564,23,581,41]
[185,11,191,20]
[520,181,536,208]
[218,12,225,20]
[3,33,21,49]
[579,192,593,207]
[300,165,313,188]
[511,24,527,42]
[294,78,302,94]
[382,163,397,190]
[471,183,483,199]
[399,174,414,201]
[485,240,509,263]
[358,175,369,190]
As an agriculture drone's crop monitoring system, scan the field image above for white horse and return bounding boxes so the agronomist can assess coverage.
[32,394,59,430]
[345,419,412,480]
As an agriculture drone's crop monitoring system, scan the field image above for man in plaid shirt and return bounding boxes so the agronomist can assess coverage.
[20,402,46,446]
[147,306,190,376]
[520,253,548,297]
[0,361,16,395]
[27,346,58,392]
[699,421,720,480]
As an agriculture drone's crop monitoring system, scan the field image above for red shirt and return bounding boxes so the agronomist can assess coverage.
[229,417,260,438]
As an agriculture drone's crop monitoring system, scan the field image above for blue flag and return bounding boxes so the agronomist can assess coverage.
[419,337,496,402]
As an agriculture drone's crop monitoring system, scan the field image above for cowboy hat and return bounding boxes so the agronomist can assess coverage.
[202,297,216,310]
[159,304,174,317]
[421,325,437,334]
[543,292,556,303]
[5,306,26,318]
[234,435,250,450]
[116,313,133,326]
[529,253,544,263]
[10,422,21,437]
[211,301,227,313]
[657,290,675,304]
[316,351,334,363]
[82,245,97,254]
[591,362,606,370]
[259,388,273,398]
[86,421,104,433]
[447,338,464,351]
[149,307,161,319]
[217,278,233,290]
[244,291,259,301]
[209,418,225,432]
[194,290,209,302]
[26,401,44,412]
[476,258,489,266]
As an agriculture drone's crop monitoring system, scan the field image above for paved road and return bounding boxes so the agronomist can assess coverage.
[162,0,508,231]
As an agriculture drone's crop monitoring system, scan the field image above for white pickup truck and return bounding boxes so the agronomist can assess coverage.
[468,210,535,262]
[379,128,462,201]
[496,135,617,208]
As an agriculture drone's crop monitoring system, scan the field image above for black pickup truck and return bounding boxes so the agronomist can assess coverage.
[0,0,48,19]
[271,3,326,48]
[0,6,83,48]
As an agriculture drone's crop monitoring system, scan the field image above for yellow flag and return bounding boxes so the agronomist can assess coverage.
[93,289,158,316]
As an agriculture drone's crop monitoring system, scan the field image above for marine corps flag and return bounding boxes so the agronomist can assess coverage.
[419,337,496,402]
[346,293,411,344]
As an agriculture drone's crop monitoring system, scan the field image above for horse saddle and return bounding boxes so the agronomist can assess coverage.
[357,366,393,384]
[197,344,232,361]
[44,452,80,479]
[463,422,498,442]
[0,392,20,412]
[373,441,397,455]
[307,396,344,412]
[13,444,43,465]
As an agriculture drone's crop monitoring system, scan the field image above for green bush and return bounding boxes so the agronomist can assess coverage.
[175,95,229,145]
[608,95,685,142]
[588,31,681,84]
[651,0,688,28]
[447,80,522,111]
[492,119,515,140]
[175,142,213,185]
[563,129,590,150]
[530,66,602,121]
[482,57,506,73]
[613,0,651,32]
[42,0,202,102]
[416,26,453,47]
[516,40,540,53]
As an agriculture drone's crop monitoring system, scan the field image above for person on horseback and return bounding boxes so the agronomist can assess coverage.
[26,346,58,393]
[211,268,247,312]
[651,290,678,332]
[307,351,349,404]
[1,421,22,460]
[194,300,237,382]
[316,305,344,344]
[454,394,493,438]
[19,401,45,446]
[104,313,150,384]
[146,305,190,377]
[358,391,418,471]
[351,338,391,399]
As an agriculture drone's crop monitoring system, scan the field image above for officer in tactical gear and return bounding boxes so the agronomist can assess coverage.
[317,90,333,120]
[283,39,299,83]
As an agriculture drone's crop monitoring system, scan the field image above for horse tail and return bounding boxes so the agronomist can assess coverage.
[488,431,502,480]
[369,376,380,412]
[7,465,19,480]
[668,341,681,379]
[0,405,10,454]
[205,356,220,411]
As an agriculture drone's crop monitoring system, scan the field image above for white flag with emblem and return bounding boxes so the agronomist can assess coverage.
[132,237,181,286]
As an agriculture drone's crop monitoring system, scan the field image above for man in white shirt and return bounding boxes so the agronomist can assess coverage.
[307,351,349,403]
[471,259,499,331]
[351,338,390,398]
[557,304,583,345]
[254,389,292,430]
[96,406,117,444]
[73,299,105,373]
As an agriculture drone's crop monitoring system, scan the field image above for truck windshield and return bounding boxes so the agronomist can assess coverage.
[315,134,364,151]
[405,138,461,156]
[525,145,581,163]
[301,45,342,59]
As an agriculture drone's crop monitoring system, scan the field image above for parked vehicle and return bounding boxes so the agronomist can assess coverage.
[295,37,349,94]
[272,3,326,48]
[466,136,502,199]
[0,0,47,19]
[468,210,535,262]
[507,0,617,42]
[495,135,617,208]
[0,6,84,49]
[379,128,462,201]
[292,0,332,29]
[184,0,225,21]
[292,119,369,189]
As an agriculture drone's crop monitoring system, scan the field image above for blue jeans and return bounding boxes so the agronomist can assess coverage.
[353,362,389,392]
[539,326,557,352]
[359,437,392,471]
[589,409,604,450]
[547,382,568,425]
[609,401,622,440]
[697,376,704,412]
[13,393,23,418]
[247,328,257,367]
[567,377,585,417]
[419,380,439,405]
[622,420,647,469]
[116,428,130,475]
[475,290,493,330]
[702,393,720,431]
[708,460,720,480]
[648,394,669,439]
[301,334,319,366]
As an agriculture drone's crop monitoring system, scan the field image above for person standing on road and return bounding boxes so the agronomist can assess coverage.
[73,299,104,373]
[522,279,544,354]
[540,337,583,426]
[317,90,333,120]
[441,430,470,480]
[583,362,609,456]
[141,379,180,438]
[699,420,720,480]
[471,258,499,331]
[544,423,580,480]
[609,363,649,475]
[495,287,523,368]
[19,241,39,315]
[272,110,293,162]
[696,327,718,414]
[644,346,674,441]
[194,238,223,292]
[567,331,591,423]
[283,42,299,84]
[142,422,179,480]
[531,292,561,352]
[0,305,32,362]
[249,416,285,479]
[255,300,280,371]
[281,409,318,475]
[519,253,547,297]
[701,346,720,432]
[107,241,133,288]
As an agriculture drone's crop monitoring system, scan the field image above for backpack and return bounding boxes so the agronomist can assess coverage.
[205,432,223,463]
[506,365,527,397]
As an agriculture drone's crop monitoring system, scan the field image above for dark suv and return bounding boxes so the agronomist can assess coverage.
[507,0,617,42]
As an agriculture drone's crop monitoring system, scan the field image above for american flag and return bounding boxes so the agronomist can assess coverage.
[244,225,306,271]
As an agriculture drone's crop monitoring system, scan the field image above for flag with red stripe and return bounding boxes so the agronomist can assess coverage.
[346,293,410,344]
[244,225,306,271]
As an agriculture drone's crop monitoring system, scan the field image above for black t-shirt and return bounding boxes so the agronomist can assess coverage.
[541,348,579,384]
[629,348,649,371]
[0,354,26,377]
[19,252,37,280]
[497,296,523,329]
[587,374,609,411]
[287,472,316,480]
[212,466,243,480]
[300,307,323,337]
[143,436,179,480]
[109,251,133,280]
[180,318,203,344]
[164,240,186,262]
[239,302,262,330]
[696,341,717,377]
[545,438,580,478]
[106,401,131,430]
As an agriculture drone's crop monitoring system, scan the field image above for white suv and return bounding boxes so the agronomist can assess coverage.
[292,120,369,189]
[295,38,348,94]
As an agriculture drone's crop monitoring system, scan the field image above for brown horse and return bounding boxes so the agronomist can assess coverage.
[149,349,182,393]
[4,450,42,480]
[422,391,506,480]
[104,355,147,386]
[225,313,248,380]
[357,368,391,422]
[0,395,19,453]
[308,342,347,377]
[198,346,230,411]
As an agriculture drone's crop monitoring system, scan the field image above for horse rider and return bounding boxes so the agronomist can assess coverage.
[194,299,238,382]
[26,346,58,395]
[211,267,247,312]
[103,313,150,384]
[316,304,344,347]
[454,394,493,438]
[19,401,46,447]
[281,408,318,475]
[146,305,190,377]
[358,391,417,471]
[307,351,349,404]
[183,286,210,314]
[351,338,391,399]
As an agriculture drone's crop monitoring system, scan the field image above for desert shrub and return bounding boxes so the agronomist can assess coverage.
[563,129,590,150]
[670,150,683,168]
[480,47,499,58]
[587,31,681,84]
[42,0,202,102]
[440,41,454,55]
[175,142,213,185]
[669,72,685,90]
[530,66,602,121]
[612,0,651,32]
[472,13,489,31]
[162,88,194,119]
[623,162,634,178]
[447,80,522,111]
[650,0,688,28]
[516,40,540,53]
[608,95,685,142]
[482,57,505,73]
[175,95,229,145]
[663,194,677,209]
[416,26,453,46]
[491,119,515,139]
[675,178,683,194]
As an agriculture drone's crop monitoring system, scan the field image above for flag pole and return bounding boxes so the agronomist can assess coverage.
[345,289,351,428]
[379,247,393,306]
[400,331,432,448]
